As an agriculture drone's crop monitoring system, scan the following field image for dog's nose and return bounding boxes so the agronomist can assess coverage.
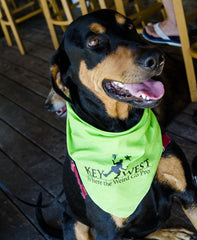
[45,102,52,110]
[136,48,165,71]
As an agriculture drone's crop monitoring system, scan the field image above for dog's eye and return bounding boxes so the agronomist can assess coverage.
[88,37,99,47]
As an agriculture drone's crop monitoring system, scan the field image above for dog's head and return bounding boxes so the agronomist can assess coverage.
[50,9,165,125]
[45,72,68,117]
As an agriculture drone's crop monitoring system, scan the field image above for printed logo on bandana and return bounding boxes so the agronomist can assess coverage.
[84,154,151,187]
[66,103,163,217]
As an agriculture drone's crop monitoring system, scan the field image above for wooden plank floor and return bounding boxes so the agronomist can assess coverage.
[0,13,197,240]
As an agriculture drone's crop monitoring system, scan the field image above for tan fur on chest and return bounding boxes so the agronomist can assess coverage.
[111,214,127,228]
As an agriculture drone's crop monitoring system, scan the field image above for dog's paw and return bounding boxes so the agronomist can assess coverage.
[145,228,197,240]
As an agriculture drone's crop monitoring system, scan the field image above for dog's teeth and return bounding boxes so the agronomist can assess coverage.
[123,85,128,90]
[140,94,150,100]
[113,82,124,88]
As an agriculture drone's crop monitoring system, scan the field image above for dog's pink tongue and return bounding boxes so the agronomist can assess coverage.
[56,104,67,116]
[125,79,164,100]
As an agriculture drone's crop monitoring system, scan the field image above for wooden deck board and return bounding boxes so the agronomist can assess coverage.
[0,40,50,77]
[0,151,62,240]
[167,118,197,143]
[0,9,197,240]
[0,75,65,132]
[167,106,197,144]
[0,191,45,240]
[166,132,197,164]
[0,58,49,97]
[0,120,63,195]
[0,94,66,162]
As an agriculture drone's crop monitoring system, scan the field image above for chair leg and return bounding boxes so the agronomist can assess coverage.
[78,0,89,15]
[48,0,66,32]
[1,22,13,45]
[1,0,26,54]
[61,0,73,21]
[8,0,17,9]
[113,0,125,15]
[0,7,12,45]
[40,0,59,49]
[97,0,107,9]
[89,0,99,11]
[173,0,197,101]
[134,0,146,27]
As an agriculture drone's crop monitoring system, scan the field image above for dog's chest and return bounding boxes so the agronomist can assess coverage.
[66,102,163,218]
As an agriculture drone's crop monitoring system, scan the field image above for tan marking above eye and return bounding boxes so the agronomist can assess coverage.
[90,22,106,34]
[88,37,99,47]
[115,13,126,25]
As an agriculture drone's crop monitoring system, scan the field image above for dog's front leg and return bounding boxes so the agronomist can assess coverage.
[155,144,197,237]
[179,191,197,231]
[72,220,95,240]
[62,213,94,240]
[145,228,197,240]
[62,211,77,240]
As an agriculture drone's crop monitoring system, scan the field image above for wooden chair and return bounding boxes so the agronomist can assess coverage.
[40,0,98,49]
[173,0,197,101]
[97,0,165,32]
[39,0,74,50]
[0,0,43,54]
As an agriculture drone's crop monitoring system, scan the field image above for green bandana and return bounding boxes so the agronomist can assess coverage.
[66,103,163,218]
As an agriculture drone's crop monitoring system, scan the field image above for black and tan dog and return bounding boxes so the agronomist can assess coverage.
[38,9,197,240]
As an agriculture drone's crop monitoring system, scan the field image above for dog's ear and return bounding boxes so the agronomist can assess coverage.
[50,42,72,104]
